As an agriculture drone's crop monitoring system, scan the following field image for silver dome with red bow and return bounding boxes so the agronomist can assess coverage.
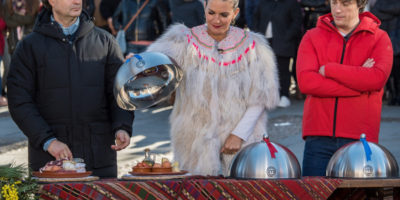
[230,134,301,179]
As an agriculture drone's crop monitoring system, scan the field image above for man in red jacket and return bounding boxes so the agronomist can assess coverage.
[296,0,393,176]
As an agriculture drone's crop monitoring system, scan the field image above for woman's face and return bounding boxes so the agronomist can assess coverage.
[205,0,239,41]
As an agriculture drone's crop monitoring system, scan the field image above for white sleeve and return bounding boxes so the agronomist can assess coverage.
[231,105,265,141]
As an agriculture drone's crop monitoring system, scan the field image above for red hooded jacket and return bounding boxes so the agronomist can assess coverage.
[296,12,393,143]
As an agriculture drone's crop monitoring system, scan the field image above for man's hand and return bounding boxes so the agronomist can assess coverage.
[220,134,243,154]
[363,58,375,68]
[319,65,325,76]
[47,140,73,160]
[111,130,130,151]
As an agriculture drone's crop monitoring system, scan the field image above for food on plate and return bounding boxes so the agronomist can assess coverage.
[151,164,172,173]
[152,163,162,168]
[171,161,180,172]
[131,150,182,174]
[62,160,76,170]
[132,161,152,173]
[161,158,172,168]
[39,158,86,173]
[132,157,180,173]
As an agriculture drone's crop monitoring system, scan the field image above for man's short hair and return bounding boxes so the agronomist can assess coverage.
[334,0,368,12]
[356,0,368,12]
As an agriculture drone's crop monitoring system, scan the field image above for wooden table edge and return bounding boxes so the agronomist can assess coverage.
[338,178,400,188]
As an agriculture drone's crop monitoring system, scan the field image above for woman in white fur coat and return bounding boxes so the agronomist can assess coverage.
[146,0,279,176]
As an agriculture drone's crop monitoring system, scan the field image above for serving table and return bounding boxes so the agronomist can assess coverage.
[37,176,400,200]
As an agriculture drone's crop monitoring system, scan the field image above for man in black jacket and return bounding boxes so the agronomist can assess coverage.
[253,0,303,108]
[372,0,400,106]
[7,0,134,178]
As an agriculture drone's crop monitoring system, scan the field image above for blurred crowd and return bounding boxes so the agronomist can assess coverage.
[0,0,398,108]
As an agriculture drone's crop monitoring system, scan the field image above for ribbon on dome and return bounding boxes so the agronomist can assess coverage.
[263,138,278,158]
[360,137,372,161]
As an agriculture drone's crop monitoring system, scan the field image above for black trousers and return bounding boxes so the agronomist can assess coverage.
[387,55,400,105]
[89,164,118,178]
[277,56,291,97]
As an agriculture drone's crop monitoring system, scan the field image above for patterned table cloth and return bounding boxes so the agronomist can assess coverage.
[38,176,342,200]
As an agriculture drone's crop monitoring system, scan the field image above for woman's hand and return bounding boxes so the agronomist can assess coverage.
[220,134,243,154]
[125,53,135,61]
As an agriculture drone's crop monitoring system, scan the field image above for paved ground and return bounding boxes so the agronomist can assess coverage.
[0,100,399,177]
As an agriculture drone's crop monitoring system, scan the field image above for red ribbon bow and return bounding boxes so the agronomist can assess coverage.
[263,138,278,158]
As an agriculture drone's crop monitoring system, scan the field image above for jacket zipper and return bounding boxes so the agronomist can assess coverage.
[333,38,347,137]
[66,38,74,127]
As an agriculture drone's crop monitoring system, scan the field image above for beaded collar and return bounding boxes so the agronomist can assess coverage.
[190,24,248,54]
[187,24,256,67]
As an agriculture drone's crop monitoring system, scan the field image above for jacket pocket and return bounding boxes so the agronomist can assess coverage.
[90,122,116,168]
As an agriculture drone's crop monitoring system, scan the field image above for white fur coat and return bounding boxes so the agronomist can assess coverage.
[147,24,279,176]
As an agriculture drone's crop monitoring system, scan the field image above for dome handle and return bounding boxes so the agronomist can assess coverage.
[360,134,372,161]
[134,54,145,68]
[263,137,278,158]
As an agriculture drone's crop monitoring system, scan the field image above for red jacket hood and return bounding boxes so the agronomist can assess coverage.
[316,12,381,34]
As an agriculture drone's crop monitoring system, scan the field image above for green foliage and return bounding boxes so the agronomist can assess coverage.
[0,164,38,200]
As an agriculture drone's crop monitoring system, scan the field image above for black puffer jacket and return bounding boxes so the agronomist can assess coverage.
[372,0,400,55]
[7,9,134,176]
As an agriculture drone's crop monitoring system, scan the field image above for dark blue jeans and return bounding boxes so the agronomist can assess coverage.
[302,136,357,176]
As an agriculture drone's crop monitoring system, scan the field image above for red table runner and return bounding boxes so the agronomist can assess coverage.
[38,176,342,200]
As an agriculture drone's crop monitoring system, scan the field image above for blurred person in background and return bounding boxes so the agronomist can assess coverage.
[112,0,169,54]
[83,0,94,17]
[363,0,375,11]
[300,0,330,31]
[235,0,246,28]
[7,0,134,178]
[245,0,259,29]
[100,0,121,35]
[3,0,40,97]
[372,0,400,106]
[297,0,393,176]
[169,0,204,28]
[253,0,303,108]
[4,0,40,54]
[0,2,7,106]
[92,0,108,30]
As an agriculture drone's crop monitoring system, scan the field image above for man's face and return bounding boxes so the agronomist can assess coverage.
[49,0,82,20]
[330,0,360,32]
